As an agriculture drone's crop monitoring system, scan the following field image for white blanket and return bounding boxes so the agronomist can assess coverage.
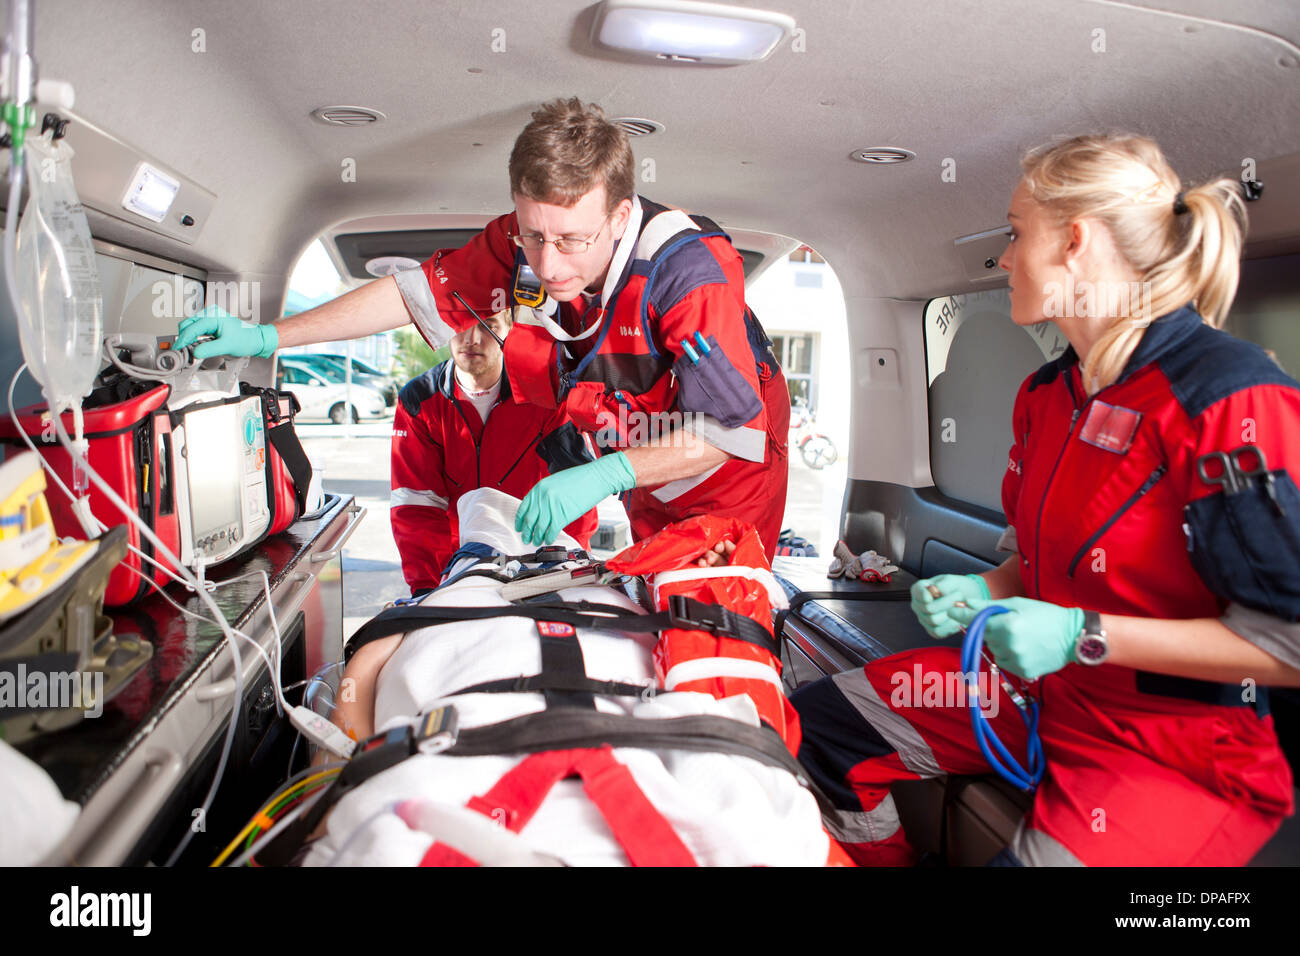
[303,489,828,866]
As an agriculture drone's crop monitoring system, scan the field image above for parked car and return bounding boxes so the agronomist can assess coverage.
[275,358,389,423]
[281,352,398,406]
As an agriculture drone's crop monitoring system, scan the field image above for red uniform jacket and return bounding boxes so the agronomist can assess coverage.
[390,361,598,592]
[1003,305,1298,818]
[391,195,790,557]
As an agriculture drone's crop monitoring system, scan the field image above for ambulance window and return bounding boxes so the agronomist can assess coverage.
[1223,253,1300,376]
[282,239,402,380]
[747,248,849,556]
[770,334,816,408]
[923,290,1066,513]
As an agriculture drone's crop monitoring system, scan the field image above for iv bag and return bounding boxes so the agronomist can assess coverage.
[13,134,103,413]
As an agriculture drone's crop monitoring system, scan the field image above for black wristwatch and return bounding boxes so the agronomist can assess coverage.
[1074,610,1109,666]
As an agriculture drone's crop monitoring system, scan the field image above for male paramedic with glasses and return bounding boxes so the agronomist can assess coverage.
[175,98,790,558]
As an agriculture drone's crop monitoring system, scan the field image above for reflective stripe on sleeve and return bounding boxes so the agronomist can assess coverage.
[394,267,455,348]
[391,487,449,510]
[649,462,726,504]
[1221,601,1300,671]
[683,413,766,463]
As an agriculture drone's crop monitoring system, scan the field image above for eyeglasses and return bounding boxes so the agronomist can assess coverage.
[510,214,611,255]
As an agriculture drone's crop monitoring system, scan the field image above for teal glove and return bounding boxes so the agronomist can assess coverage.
[910,573,990,639]
[516,453,636,547]
[174,306,278,360]
[948,596,1085,681]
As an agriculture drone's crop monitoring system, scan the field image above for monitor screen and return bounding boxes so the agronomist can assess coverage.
[182,404,241,545]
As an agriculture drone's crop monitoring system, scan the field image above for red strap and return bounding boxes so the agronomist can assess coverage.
[418,842,480,867]
[571,747,697,867]
[417,747,696,867]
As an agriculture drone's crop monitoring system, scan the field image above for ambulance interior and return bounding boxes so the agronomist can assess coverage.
[1,0,1298,865]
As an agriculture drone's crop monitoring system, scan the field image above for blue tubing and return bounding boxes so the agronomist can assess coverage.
[961,605,1045,792]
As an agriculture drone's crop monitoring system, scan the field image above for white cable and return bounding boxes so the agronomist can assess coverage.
[4,154,233,866]
[101,335,187,380]
[9,363,298,715]
[116,561,286,716]
[50,409,243,868]
[9,362,196,588]
[6,362,98,532]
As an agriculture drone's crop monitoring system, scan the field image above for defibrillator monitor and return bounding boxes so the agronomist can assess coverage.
[513,262,545,308]
[169,394,271,568]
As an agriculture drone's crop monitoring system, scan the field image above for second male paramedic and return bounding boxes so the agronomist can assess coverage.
[391,309,598,593]
[175,98,791,558]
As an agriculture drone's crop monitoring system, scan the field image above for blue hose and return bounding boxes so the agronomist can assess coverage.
[961,605,1045,791]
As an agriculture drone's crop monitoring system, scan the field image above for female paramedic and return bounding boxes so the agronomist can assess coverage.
[792,133,1300,866]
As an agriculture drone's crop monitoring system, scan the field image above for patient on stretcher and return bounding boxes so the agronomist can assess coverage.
[294,489,847,866]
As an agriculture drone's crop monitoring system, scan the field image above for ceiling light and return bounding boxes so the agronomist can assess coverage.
[849,147,915,165]
[592,0,795,65]
[121,162,180,222]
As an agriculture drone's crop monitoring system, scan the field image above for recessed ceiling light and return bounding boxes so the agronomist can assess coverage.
[592,0,795,65]
[311,106,386,127]
[612,116,664,136]
[850,147,915,165]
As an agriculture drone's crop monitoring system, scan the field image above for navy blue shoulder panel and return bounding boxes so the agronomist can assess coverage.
[1159,323,1300,419]
[1026,347,1078,393]
[647,238,728,318]
[398,361,450,416]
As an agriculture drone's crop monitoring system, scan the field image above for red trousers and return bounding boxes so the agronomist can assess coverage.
[791,646,1293,865]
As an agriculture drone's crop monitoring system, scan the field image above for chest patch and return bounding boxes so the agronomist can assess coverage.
[1078,400,1143,454]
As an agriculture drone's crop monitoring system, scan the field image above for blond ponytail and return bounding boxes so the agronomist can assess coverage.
[1019,134,1247,392]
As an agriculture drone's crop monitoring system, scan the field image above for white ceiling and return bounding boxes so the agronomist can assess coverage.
[34,0,1300,301]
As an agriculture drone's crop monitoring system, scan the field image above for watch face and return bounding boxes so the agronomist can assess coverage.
[1078,635,1108,663]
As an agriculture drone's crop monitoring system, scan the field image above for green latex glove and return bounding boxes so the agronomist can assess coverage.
[516,453,636,547]
[174,306,278,360]
[949,596,1085,681]
[910,573,990,639]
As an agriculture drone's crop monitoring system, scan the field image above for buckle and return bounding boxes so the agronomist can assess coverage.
[527,545,586,563]
[667,594,731,634]
[414,705,460,755]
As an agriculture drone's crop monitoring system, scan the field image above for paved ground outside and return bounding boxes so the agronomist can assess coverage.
[297,419,846,639]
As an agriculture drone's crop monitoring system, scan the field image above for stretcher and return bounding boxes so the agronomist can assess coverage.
[275,489,849,867]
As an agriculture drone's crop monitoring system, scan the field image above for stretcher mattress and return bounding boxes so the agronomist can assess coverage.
[302,489,833,866]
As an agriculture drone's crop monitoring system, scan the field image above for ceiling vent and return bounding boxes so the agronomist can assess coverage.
[310,106,386,127]
[612,117,664,137]
[849,147,915,165]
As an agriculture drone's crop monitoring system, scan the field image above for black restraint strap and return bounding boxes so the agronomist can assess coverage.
[443,709,833,815]
[344,594,779,664]
[253,705,831,866]
[538,627,596,710]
